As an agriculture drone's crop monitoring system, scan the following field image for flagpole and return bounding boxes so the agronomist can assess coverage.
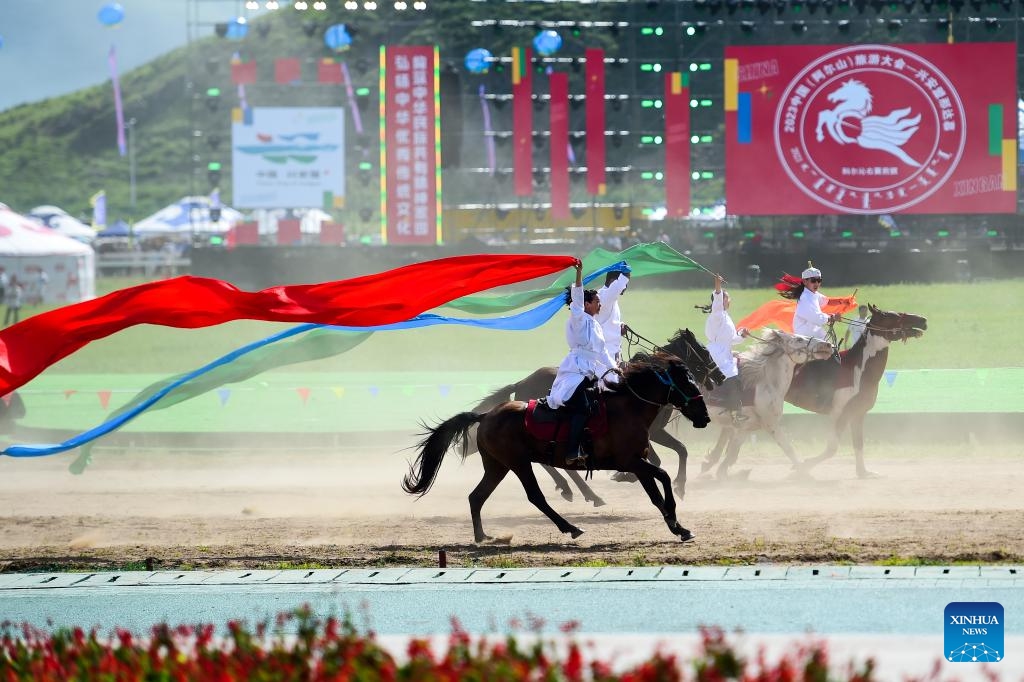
[127,118,136,219]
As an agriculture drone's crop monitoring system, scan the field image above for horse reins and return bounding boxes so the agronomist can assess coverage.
[623,326,715,388]
[621,366,701,409]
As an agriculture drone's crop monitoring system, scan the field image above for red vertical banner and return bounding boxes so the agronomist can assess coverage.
[383,46,440,244]
[549,72,570,220]
[585,48,606,196]
[512,46,533,197]
[665,72,691,219]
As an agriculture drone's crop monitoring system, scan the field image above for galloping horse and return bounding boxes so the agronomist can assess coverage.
[702,305,927,478]
[403,354,710,543]
[700,330,834,480]
[467,328,724,501]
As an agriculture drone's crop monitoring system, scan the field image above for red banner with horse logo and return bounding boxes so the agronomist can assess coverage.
[724,42,1017,215]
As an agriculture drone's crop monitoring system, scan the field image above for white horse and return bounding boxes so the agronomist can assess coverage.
[700,329,834,480]
[815,79,922,167]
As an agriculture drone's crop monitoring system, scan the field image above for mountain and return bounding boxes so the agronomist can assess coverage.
[0,0,190,113]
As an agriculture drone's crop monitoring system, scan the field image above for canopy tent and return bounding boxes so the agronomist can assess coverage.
[0,206,95,304]
[133,197,244,235]
[27,205,96,244]
[250,208,335,235]
[97,220,132,238]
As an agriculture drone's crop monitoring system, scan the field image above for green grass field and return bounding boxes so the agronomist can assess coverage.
[10,276,1024,435]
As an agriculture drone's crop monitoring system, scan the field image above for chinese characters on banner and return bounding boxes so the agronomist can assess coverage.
[382,46,441,244]
[724,42,1017,215]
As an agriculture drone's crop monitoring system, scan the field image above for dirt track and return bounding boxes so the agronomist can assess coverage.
[0,437,1021,572]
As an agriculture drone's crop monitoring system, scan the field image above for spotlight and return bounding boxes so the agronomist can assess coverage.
[294,0,308,8]
[740,19,756,31]
[571,205,587,219]
[302,20,317,36]
[413,0,426,8]
[363,1,377,8]
[394,0,407,8]
[887,17,902,32]
[984,16,1000,30]
[837,18,852,30]
[265,0,279,8]
[359,207,374,222]
[344,0,357,8]
[245,0,259,8]
[791,19,808,31]
[313,0,326,7]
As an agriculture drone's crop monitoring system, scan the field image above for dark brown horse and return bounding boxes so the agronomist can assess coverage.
[468,329,724,502]
[403,353,710,543]
[701,304,927,478]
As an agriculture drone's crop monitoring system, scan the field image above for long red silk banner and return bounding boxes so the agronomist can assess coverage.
[0,254,577,396]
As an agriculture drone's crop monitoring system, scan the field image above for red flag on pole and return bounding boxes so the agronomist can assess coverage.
[512,47,533,197]
[665,72,691,219]
[317,58,343,84]
[231,59,257,85]
[585,49,606,197]
[549,72,570,219]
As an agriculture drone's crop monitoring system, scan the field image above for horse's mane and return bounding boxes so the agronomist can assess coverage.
[610,351,678,394]
[737,329,789,391]
[661,328,695,359]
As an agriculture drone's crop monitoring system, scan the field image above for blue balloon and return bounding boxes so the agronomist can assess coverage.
[97,2,125,27]
[533,30,562,57]
[323,24,352,52]
[464,48,492,74]
[225,17,248,40]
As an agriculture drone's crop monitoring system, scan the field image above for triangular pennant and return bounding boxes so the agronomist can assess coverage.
[64,389,78,399]
[0,394,10,407]
[884,370,897,388]
[98,390,112,409]
[217,388,231,406]
[331,386,346,399]
[368,386,380,397]
[438,384,451,397]
[296,387,311,405]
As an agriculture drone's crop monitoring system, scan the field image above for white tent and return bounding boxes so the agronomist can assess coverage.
[250,208,334,235]
[134,196,244,235]
[0,206,95,304]
[28,205,97,244]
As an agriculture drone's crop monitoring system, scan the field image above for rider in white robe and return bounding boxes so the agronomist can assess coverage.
[705,275,748,421]
[792,265,837,341]
[546,262,617,467]
[595,271,630,365]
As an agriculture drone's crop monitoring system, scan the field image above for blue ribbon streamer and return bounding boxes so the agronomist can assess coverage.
[2,263,625,458]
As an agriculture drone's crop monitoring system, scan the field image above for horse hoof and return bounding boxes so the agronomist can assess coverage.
[610,471,638,483]
[586,497,606,508]
[698,461,714,475]
[857,469,880,480]
[557,488,573,502]
[568,527,584,539]
[68,456,91,476]
[677,529,695,543]
[673,486,686,500]
[478,535,512,546]
[733,469,752,481]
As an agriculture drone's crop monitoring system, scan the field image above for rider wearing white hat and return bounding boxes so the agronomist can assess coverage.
[792,263,839,341]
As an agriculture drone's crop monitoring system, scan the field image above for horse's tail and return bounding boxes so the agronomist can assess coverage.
[471,383,518,412]
[402,411,484,497]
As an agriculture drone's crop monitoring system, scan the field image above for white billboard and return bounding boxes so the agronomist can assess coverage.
[231,107,345,209]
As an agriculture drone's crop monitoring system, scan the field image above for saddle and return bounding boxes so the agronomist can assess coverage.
[524,397,609,443]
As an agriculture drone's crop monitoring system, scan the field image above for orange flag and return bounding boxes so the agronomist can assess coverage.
[737,295,858,332]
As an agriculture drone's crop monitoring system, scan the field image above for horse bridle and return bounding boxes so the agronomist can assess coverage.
[622,366,702,410]
[837,312,917,343]
[745,330,825,364]
[623,327,716,389]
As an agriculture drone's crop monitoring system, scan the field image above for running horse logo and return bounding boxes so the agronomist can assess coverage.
[814,79,922,167]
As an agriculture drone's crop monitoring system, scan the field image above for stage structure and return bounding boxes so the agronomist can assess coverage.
[183,0,1024,250]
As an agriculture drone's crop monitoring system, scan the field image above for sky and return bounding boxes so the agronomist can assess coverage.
[0,0,249,112]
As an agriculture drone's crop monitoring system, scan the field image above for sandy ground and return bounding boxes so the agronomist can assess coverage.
[0,433,1021,571]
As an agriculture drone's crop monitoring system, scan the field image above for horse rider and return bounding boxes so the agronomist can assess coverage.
[777,263,841,342]
[595,266,631,366]
[545,260,618,468]
[705,274,749,424]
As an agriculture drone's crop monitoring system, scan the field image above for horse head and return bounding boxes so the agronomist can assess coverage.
[866,304,928,343]
[827,79,872,111]
[663,328,726,392]
[621,352,709,429]
[769,329,835,363]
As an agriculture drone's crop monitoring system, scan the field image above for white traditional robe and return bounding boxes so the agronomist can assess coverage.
[793,288,830,340]
[704,290,744,379]
[595,274,629,363]
[547,285,617,408]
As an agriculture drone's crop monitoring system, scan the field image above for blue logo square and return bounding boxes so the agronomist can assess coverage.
[945,602,1004,663]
